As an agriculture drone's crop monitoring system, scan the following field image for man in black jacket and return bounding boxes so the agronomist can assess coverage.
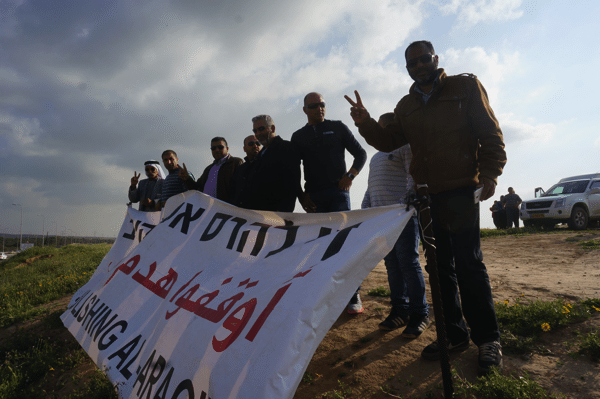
[235,115,300,212]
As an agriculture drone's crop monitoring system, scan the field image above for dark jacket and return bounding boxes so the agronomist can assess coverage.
[357,69,506,194]
[196,155,243,202]
[235,136,301,212]
[291,119,366,193]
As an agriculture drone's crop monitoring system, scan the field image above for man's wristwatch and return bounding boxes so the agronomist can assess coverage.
[346,172,356,180]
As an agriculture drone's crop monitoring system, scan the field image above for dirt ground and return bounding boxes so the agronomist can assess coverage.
[3,230,600,398]
[293,230,600,399]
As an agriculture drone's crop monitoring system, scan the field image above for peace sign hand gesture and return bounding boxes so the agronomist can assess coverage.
[344,90,370,124]
[130,171,141,188]
[178,163,190,181]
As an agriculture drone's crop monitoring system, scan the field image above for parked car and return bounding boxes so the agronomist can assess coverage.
[520,173,600,230]
[0,252,7,260]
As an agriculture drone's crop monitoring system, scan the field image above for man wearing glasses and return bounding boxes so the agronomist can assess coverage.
[229,134,262,207]
[192,137,243,203]
[128,160,166,211]
[233,115,300,212]
[291,92,367,313]
[345,40,506,374]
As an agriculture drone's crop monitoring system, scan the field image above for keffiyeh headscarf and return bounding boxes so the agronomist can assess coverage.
[144,160,166,180]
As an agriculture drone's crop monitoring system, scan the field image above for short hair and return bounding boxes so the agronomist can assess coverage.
[378,112,395,127]
[405,40,435,59]
[162,149,177,159]
[303,92,323,106]
[251,114,274,126]
[211,136,228,146]
[243,135,256,146]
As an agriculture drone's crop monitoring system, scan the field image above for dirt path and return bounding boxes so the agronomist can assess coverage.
[294,230,600,399]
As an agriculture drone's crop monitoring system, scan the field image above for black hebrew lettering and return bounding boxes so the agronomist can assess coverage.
[236,230,250,252]
[226,217,247,249]
[123,219,142,240]
[161,203,185,223]
[200,212,232,241]
[306,226,333,243]
[168,203,206,235]
[249,222,270,256]
[266,225,299,258]
[321,223,361,261]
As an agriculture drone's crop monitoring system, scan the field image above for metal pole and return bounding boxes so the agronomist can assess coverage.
[12,203,23,251]
[412,186,454,398]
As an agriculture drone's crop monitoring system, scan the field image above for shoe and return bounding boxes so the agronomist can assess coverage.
[421,338,470,360]
[401,315,430,339]
[347,293,363,314]
[478,341,503,374]
[378,309,408,331]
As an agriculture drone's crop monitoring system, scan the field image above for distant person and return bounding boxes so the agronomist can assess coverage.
[490,196,507,229]
[503,187,522,228]
[362,113,429,338]
[291,92,367,314]
[156,150,194,210]
[229,134,262,207]
[345,40,506,373]
[234,115,300,212]
[128,160,165,212]
[190,137,243,203]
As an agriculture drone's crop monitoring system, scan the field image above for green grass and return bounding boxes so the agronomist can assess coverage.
[496,297,600,354]
[0,244,111,328]
[366,286,391,297]
[453,368,566,399]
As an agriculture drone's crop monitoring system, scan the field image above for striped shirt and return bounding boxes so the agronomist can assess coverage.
[161,168,194,203]
[361,145,414,209]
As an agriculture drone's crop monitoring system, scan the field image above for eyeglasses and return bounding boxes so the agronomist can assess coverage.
[211,145,225,151]
[252,125,268,134]
[306,102,326,109]
[406,53,435,69]
[246,140,261,147]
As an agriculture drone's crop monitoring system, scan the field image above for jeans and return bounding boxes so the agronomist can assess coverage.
[310,187,351,213]
[383,216,428,318]
[310,187,359,295]
[429,186,500,346]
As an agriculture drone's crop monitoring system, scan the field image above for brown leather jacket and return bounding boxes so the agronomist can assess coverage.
[357,70,506,194]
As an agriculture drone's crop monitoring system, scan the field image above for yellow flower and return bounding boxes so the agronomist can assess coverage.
[562,306,570,314]
[504,300,509,305]
[592,306,600,312]
[541,323,551,332]
[567,303,572,308]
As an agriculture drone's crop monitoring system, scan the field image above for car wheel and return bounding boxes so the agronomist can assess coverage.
[568,206,588,230]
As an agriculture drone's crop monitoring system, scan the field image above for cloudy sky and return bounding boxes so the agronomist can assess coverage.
[2,0,600,239]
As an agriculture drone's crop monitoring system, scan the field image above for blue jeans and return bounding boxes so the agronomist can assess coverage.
[310,187,358,295]
[310,187,351,213]
[429,186,500,346]
[383,216,428,318]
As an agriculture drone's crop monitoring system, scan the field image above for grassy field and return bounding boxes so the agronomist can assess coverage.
[0,231,599,398]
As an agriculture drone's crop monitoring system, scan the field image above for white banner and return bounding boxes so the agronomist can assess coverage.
[62,191,414,399]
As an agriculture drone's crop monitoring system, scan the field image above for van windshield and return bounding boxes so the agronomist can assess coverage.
[543,180,589,196]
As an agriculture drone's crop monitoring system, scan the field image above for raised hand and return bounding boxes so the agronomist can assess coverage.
[344,90,370,124]
[131,171,140,187]
[178,163,190,181]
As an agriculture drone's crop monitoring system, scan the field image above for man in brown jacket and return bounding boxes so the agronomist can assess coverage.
[185,137,243,203]
[345,40,507,374]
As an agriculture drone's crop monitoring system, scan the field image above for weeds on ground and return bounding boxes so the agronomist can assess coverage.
[579,239,600,250]
[453,368,566,399]
[0,244,111,327]
[366,286,391,297]
[495,297,600,354]
[576,328,600,362]
[320,380,352,398]
[0,310,116,399]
